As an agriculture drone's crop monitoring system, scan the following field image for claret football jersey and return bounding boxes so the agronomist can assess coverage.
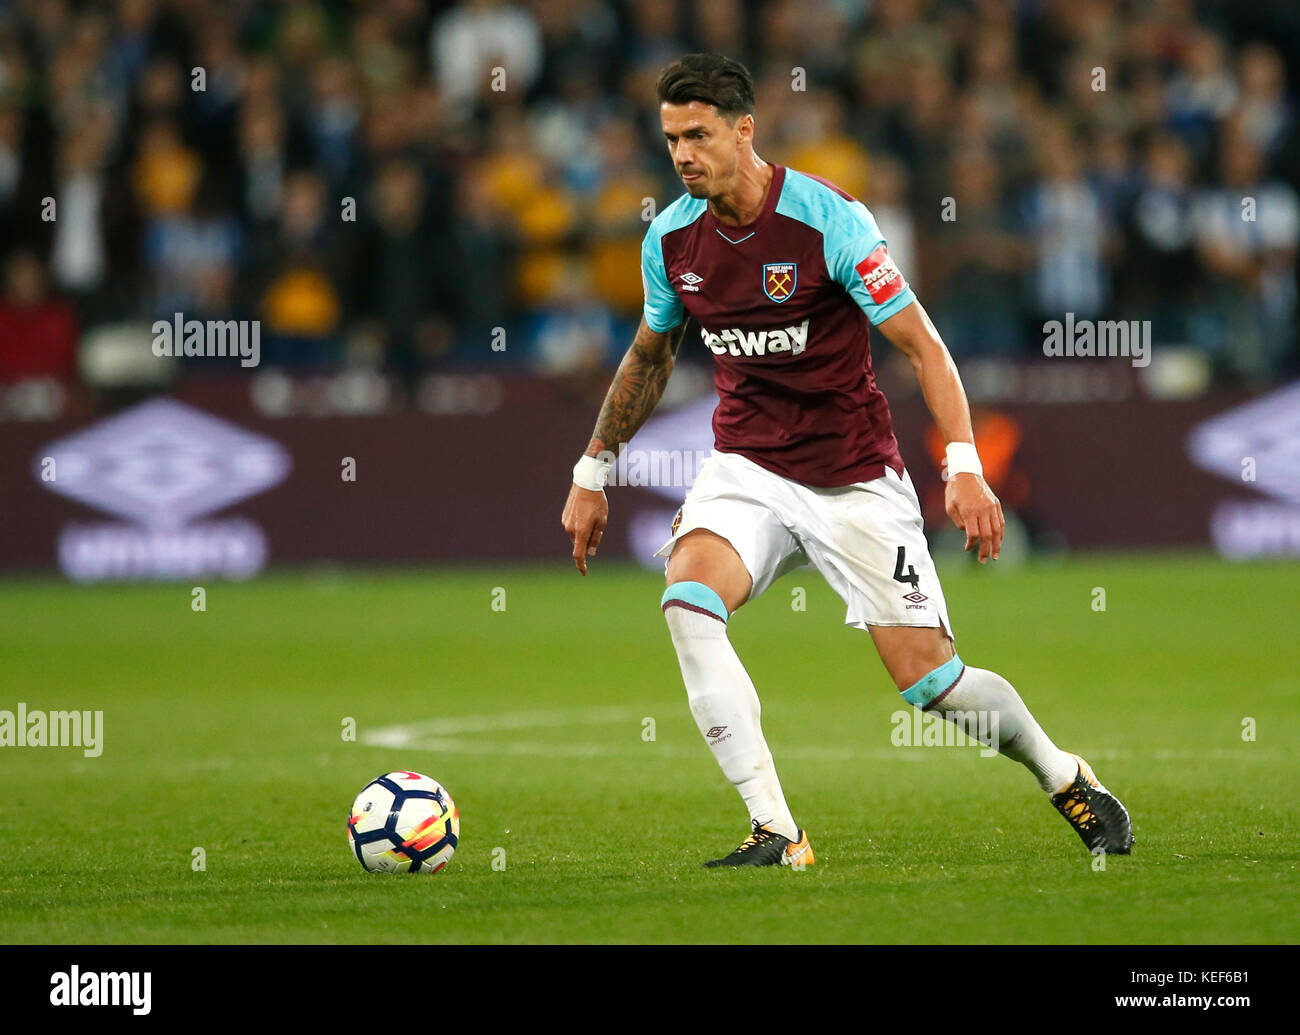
[641,165,915,488]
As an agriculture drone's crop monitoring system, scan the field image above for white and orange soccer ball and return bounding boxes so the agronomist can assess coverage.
[347,771,459,874]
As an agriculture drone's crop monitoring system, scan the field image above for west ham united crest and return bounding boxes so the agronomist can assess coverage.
[763,262,797,303]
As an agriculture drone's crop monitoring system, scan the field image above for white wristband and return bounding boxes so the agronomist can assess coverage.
[944,441,983,480]
[572,454,614,491]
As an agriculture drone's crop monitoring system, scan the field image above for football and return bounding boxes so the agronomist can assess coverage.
[347,771,460,874]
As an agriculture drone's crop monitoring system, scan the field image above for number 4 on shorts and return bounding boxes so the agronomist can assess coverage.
[893,546,919,590]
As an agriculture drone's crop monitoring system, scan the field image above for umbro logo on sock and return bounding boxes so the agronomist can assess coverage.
[706,726,728,738]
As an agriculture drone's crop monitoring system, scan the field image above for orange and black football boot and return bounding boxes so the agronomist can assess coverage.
[704,820,815,868]
[1051,753,1134,854]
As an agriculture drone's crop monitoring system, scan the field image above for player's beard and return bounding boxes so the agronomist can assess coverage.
[682,155,739,200]
[681,172,709,198]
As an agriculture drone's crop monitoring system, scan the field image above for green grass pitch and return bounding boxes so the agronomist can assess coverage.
[1,554,1296,944]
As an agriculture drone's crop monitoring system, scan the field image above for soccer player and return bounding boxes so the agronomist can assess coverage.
[561,54,1133,867]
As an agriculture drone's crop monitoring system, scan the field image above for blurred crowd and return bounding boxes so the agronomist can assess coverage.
[0,0,1297,389]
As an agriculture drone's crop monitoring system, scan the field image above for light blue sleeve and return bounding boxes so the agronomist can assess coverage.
[778,171,916,326]
[825,201,916,326]
[640,229,682,333]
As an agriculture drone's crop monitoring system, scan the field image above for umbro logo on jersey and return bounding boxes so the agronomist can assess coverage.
[701,319,809,358]
[679,271,703,292]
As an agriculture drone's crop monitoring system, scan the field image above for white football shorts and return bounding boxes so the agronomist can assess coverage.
[655,449,953,637]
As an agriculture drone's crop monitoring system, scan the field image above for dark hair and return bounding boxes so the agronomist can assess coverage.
[656,53,755,124]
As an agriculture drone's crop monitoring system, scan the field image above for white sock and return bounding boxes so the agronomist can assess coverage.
[663,588,799,840]
[907,659,1079,794]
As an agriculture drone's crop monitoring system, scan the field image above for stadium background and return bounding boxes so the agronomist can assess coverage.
[1,0,1299,949]
[0,0,1297,573]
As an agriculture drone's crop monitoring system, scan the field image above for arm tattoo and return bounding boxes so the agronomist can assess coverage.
[585,320,679,457]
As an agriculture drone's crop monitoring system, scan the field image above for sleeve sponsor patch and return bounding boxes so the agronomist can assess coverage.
[854,243,906,306]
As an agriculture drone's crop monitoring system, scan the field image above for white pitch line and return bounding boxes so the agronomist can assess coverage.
[362,706,646,747]
[360,708,1288,762]
[362,736,1287,764]
[361,707,874,760]
[377,737,891,761]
